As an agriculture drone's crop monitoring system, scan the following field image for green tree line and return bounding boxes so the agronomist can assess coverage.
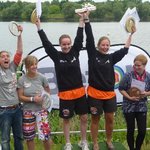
[0,0,150,22]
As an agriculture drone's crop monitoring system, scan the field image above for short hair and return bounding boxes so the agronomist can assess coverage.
[97,36,110,48]
[134,54,148,65]
[23,55,38,70]
[59,34,71,44]
[0,51,10,57]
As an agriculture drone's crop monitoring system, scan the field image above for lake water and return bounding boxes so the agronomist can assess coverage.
[0,21,150,57]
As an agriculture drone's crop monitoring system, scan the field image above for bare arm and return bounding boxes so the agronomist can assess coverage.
[13,25,23,66]
[124,26,136,48]
[140,91,150,98]
[77,13,85,28]
[83,10,90,23]
[16,25,23,54]
[18,88,31,102]
[35,18,41,31]
[119,90,140,101]
[18,88,43,104]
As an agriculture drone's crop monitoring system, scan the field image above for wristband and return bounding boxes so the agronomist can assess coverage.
[30,97,34,102]
[84,18,89,21]
[84,19,89,23]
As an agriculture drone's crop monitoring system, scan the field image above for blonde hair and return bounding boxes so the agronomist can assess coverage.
[23,55,38,70]
[134,54,148,65]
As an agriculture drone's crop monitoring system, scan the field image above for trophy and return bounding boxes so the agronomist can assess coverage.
[75,3,96,13]
[128,87,141,97]
[125,17,135,33]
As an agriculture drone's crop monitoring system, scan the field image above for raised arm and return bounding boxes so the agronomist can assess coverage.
[78,13,85,28]
[72,13,85,53]
[35,17,41,31]
[124,26,136,48]
[84,11,96,56]
[112,26,136,64]
[16,26,23,54]
[13,25,23,66]
[35,18,58,61]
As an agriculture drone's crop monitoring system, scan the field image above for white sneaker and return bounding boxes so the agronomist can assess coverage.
[78,141,89,150]
[64,143,72,150]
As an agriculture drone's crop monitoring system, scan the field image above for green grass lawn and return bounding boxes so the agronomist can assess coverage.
[8,102,150,149]
[52,142,127,150]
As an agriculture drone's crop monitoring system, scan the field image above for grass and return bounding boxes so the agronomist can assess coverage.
[7,103,150,149]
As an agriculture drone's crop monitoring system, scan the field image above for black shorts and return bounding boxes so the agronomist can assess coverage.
[59,95,89,119]
[88,96,117,115]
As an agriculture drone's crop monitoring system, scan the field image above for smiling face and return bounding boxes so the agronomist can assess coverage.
[133,54,147,75]
[0,51,10,69]
[97,36,110,54]
[24,55,38,75]
[59,34,72,53]
[27,62,38,74]
[134,61,145,75]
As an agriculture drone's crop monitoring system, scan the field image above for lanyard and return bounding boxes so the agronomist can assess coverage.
[133,67,146,81]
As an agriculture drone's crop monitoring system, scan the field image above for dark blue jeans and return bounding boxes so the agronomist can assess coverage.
[0,105,23,150]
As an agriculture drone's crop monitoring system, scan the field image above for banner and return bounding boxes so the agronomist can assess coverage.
[21,44,150,109]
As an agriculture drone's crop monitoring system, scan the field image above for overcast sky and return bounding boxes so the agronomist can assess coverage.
[0,0,149,2]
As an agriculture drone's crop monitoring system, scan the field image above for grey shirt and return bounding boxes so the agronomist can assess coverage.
[18,73,49,111]
[0,62,19,106]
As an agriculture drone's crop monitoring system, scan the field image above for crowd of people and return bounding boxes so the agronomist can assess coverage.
[0,10,149,150]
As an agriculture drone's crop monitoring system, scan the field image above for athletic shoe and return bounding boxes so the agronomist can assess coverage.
[78,141,89,150]
[64,143,72,150]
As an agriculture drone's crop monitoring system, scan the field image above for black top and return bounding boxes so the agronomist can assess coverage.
[38,28,84,92]
[85,22,129,91]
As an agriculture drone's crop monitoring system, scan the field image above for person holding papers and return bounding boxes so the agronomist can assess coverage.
[119,54,150,150]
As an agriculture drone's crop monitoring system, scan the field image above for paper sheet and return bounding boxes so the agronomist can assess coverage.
[36,0,42,17]
[131,79,145,92]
